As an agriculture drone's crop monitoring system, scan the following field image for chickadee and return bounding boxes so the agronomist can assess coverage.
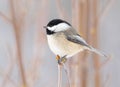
[44,19,106,63]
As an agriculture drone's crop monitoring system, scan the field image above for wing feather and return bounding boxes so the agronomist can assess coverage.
[67,35,90,47]
[63,28,107,57]
[63,28,90,47]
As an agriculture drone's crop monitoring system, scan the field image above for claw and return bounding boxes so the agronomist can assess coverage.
[56,55,67,65]
[61,57,67,63]
[56,55,60,60]
[58,57,67,65]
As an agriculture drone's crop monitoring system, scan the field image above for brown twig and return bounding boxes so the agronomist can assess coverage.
[100,0,115,21]
[0,12,12,23]
[9,0,27,87]
[1,45,15,87]
[71,0,83,87]
[27,57,41,87]
[103,74,111,87]
[92,0,101,87]
[0,68,17,87]
[56,0,69,20]
[99,55,111,69]
[63,63,71,87]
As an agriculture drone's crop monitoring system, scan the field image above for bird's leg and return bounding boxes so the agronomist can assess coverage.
[56,55,62,65]
[56,55,67,65]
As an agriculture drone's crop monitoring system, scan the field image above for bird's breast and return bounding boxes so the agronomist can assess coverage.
[47,33,83,58]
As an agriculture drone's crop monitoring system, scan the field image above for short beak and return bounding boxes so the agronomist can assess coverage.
[43,26,47,28]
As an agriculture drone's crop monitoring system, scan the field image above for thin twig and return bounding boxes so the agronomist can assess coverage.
[1,45,15,87]
[63,63,71,87]
[100,0,115,21]
[103,74,111,87]
[98,55,112,69]
[0,12,12,23]
[27,57,41,87]
[0,68,17,87]
[9,0,27,87]
[56,0,69,20]
[92,0,101,87]
[58,64,62,87]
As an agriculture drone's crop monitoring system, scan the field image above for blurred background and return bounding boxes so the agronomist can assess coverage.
[0,0,120,87]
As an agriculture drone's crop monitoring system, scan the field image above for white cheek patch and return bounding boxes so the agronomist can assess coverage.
[55,23,70,32]
[47,26,57,31]
[47,23,71,32]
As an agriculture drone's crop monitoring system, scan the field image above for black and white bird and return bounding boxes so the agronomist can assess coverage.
[44,19,106,62]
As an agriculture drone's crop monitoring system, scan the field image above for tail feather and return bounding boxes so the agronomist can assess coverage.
[88,46,107,57]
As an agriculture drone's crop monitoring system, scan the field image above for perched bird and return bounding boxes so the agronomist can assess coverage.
[44,19,106,63]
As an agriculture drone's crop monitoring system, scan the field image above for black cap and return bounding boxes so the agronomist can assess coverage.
[47,19,71,27]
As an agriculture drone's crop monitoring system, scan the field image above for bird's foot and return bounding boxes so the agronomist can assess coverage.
[56,55,67,65]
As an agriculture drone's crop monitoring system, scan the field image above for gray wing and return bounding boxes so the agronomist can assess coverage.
[64,28,108,57]
[64,28,90,47]
[67,35,108,57]
[67,35,90,47]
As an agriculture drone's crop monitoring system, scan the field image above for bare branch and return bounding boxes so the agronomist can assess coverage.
[99,55,112,69]
[1,65,15,87]
[9,0,27,87]
[26,57,41,87]
[63,63,71,87]
[102,74,111,87]
[58,64,62,87]
[0,12,12,23]
[1,45,16,87]
[56,0,69,20]
[100,0,115,21]
[0,68,17,87]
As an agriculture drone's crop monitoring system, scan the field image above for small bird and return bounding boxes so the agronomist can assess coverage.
[44,19,106,63]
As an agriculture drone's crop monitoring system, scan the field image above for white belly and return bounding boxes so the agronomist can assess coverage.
[47,34,84,58]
